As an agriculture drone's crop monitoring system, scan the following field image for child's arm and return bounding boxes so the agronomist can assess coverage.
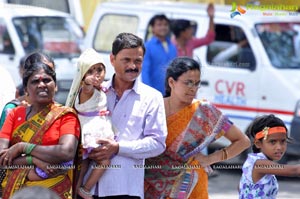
[253,159,300,182]
[32,158,72,180]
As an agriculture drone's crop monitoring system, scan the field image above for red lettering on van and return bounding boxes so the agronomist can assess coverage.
[215,80,245,96]
[226,81,235,94]
[236,82,245,96]
[215,79,224,94]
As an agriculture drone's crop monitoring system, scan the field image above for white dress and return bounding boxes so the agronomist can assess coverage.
[75,89,114,158]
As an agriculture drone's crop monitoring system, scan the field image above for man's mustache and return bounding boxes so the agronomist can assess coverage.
[125,68,139,73]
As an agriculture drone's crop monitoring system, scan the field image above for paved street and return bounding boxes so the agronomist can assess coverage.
[208,167,300,199]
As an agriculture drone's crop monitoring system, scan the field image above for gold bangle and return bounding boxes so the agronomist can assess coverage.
[221,148,228,161]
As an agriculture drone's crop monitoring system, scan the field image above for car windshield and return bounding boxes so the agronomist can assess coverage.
[256,22,300,69]
[13,16,83,58]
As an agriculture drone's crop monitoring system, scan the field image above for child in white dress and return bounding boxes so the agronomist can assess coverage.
[66,48,114,199]
[239,114,300,199]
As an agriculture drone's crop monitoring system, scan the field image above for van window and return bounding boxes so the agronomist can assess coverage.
[256,22,300,69]
[13,16,83,58]
[207,24,256,70]
[93,14,138,52]
[0,19,15,54]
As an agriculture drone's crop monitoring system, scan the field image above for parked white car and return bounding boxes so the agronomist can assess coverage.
[0,3,84,104]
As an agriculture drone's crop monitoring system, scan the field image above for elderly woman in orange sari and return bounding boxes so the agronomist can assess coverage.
[144,57,250,199]
[0,60,80,199]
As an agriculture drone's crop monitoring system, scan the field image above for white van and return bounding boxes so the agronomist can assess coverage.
[0,0,84,28]
[84,1,300,162]
[0,3,84,104]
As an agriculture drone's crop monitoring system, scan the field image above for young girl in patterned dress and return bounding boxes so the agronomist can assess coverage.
[239,114,300,199]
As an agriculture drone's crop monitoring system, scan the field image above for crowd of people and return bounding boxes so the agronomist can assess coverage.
[0,3,300,199]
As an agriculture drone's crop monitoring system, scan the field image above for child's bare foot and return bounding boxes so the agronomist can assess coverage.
[77,186,93,199]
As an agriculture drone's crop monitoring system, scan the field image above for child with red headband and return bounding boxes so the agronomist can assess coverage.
[239,114,300,199]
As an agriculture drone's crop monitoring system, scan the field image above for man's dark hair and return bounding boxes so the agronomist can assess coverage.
[149,14,170,27]
[171,19,193,38]
[112,32,145,56]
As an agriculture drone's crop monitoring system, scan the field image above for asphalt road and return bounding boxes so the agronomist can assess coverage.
[208,166,300,199]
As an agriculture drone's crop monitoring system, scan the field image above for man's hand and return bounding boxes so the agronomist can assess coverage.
[207,3,215,18]
[88,138,119,164]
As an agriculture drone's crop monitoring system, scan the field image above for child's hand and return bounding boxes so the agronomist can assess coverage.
[33,157,54,176]
[27,168,43,181]
[84,75,101,88]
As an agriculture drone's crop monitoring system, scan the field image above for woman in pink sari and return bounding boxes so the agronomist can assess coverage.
[144,57,250,199]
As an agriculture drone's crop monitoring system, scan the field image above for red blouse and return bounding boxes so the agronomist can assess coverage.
[0,106,80,145]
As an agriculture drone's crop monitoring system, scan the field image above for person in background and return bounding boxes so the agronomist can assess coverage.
[15,56,26,98]
[144,57,250,199]
[142,14,177,96]
[171,3,215,57]
[1,30,15,54]
[0,60,80,198]
[65,48,115,199]
[239,114,300,199]
[0,51,55,130]
[85,32,167,199]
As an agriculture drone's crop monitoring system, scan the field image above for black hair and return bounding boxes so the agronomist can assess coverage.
[149,14,170,27]
[112,32,145,56]
[23,62,56,88]
[164,57,201,97]
[24,51,55,70]
[246,114,288,153]
[171,19,193,38]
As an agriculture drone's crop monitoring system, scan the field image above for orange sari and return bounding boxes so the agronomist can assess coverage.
[145,100,232,199]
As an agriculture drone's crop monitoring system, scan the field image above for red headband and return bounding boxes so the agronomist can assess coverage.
[255,126,286,140]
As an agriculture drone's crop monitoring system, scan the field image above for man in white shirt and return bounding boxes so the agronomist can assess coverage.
[0,65,15,114]
[84,33,167,199]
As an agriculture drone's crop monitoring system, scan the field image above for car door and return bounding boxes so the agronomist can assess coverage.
[199,22,259,134]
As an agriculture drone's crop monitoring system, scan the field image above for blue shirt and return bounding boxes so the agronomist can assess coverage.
[142,36,177,96]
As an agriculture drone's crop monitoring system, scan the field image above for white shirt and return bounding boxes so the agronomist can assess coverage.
[84,78,167,198]
[0,66,15,113]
